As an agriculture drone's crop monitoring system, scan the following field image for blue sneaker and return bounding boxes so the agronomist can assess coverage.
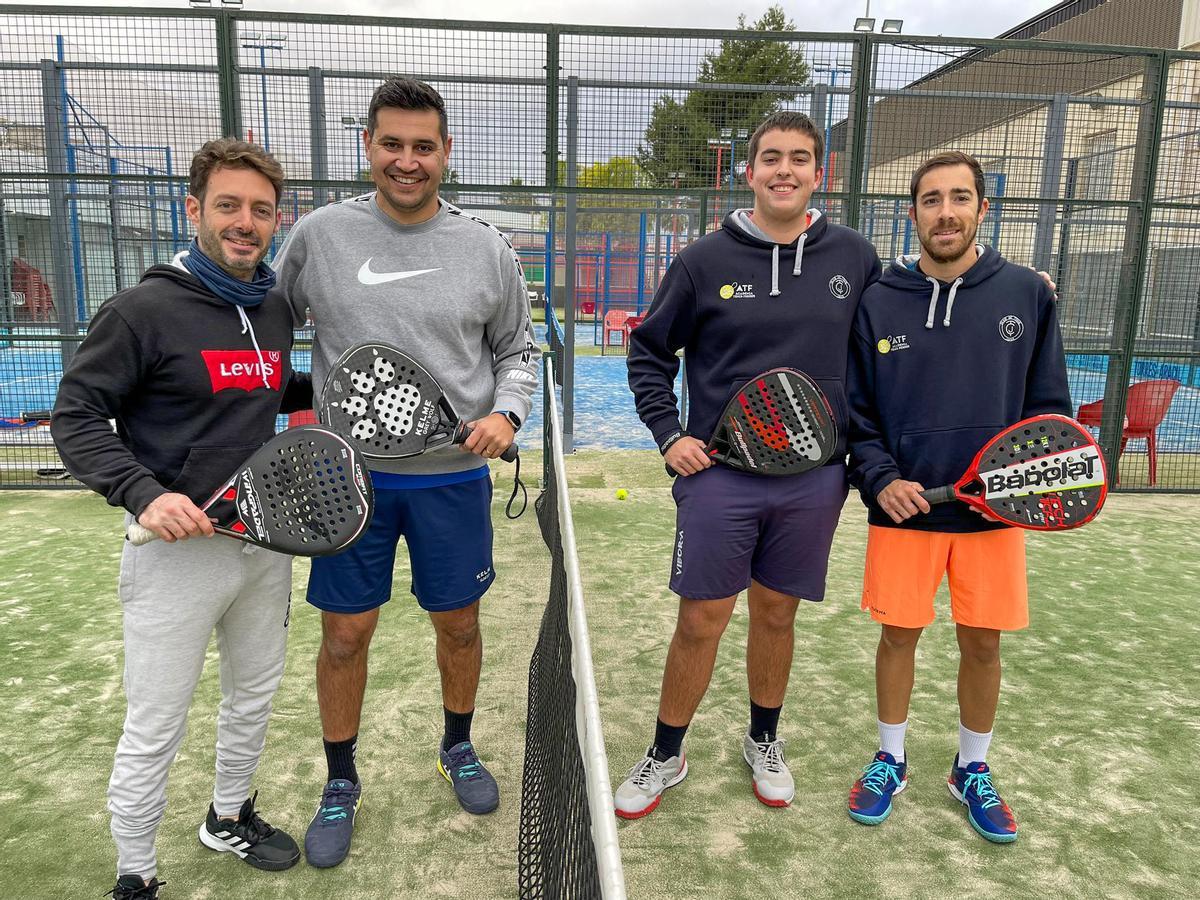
[848,750,908,824]
[948,755,1018,843]
[438,741,499,814]
[304,778,362,868]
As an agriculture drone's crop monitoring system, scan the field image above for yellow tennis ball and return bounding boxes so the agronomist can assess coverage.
[615,488,628,500]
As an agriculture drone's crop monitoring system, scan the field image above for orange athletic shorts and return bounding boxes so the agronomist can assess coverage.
[860,525,1029,631]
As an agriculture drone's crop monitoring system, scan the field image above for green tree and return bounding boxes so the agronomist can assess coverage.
[638,5,809,189]
[557,155,650,234]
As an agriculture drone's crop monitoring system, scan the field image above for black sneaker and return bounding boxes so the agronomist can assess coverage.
[198,791,300,871]
[106,876,164,899]
[304,779,362,869]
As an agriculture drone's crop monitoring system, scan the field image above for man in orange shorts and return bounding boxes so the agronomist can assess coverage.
[843,151,1071,843]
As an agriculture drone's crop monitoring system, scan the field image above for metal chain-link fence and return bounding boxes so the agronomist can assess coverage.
[2,6,1198,489]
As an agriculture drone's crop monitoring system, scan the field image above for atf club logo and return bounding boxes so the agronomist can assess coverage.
[999,315,1025,342]
[719,282,756,300]
[829,274,851,299]
[876,334,910,354]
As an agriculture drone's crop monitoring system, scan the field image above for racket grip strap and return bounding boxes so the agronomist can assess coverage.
[919,485,956,506]
[126,522,159,546]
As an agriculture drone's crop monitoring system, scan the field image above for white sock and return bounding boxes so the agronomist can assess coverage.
[959,722,993,766]
[877,719,907,762]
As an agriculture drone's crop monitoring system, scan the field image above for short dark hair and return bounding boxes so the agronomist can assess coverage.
[367,77,448,141]
[189,138,283,204]
[747,111,824,169]
[909,151,986,209]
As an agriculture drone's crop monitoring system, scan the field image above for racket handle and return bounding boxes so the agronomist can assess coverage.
[500,443,518,463]
[126,522,159,546]
[456,423,519,464]
[918,485,956,506]
[664,462,678,478]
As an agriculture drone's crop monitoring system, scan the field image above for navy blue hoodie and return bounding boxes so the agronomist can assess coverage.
[628,208,882,460]
[847,246,1071,532]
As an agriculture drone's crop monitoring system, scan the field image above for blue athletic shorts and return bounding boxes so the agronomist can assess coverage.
[307,472,495,614]
[669,463,848,602]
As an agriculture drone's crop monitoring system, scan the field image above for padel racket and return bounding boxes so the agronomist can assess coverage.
[918,414,1106,531]
[668,367,838,476]
[319,342,518,463]
[125,425,373,555]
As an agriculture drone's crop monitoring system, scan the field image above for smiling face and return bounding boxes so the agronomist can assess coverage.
[911,163,989,266]
[745,128,823,230]
[184,165,280,280]
[366,106,452,226]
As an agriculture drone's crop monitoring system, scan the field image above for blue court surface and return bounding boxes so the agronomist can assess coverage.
[4,344,1197,454]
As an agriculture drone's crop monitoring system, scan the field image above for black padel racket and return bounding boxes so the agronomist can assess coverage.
[319,342,518,463]
[918,414,1107,531]
[668,368,838,476]
[126,425,373,555]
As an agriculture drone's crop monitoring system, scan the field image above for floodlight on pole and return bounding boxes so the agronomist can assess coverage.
[881,19,904,34]
[853,18,875,32]
[241,32,288,153]
[342,115,367,179]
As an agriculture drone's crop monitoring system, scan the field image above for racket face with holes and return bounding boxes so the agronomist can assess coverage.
[954,414,1107,530]
[198,425,373,556]
[706,368,838,476]
[319,342,460,459]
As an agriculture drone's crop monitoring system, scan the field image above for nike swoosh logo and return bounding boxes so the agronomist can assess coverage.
[357,260,442,285]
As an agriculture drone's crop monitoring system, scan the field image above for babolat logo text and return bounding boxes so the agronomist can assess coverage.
[985,449,1101,499]
[237,472,267,541]
[719,282,757,300]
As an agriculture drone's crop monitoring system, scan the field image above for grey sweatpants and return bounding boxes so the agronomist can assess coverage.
[108,526,292,879]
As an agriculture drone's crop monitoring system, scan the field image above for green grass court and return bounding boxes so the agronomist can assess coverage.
[2,450,1197,898]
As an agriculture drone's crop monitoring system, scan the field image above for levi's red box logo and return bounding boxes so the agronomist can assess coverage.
[201,350,282,393]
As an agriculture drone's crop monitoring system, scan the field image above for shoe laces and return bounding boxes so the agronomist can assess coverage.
[626,753,669,789]
[105,879,164,899]
[964,769,1002,810]
[224,790,274,843]
[318,783,359,825]
[753,737,787,774]
[446,743,486,782]
[859,759,901,796]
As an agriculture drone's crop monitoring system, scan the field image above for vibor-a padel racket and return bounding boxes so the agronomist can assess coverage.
[126,425,373,555]
[669,368,838,476]
[320,342,518,463]
[919,414,1106,531]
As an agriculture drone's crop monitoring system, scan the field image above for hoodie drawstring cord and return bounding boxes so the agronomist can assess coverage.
[237,306,273,390]
[943,277,963,327]
[770,244,781,297]
[923,277,940,329]
[793,232,807,277]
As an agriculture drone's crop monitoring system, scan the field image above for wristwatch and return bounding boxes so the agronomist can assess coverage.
[498,410,522,431]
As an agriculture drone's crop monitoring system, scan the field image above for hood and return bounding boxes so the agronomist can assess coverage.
[722,207,827,297]
[879,244,1006,329]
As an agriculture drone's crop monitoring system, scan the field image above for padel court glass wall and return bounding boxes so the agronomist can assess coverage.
[2,5,1199,490]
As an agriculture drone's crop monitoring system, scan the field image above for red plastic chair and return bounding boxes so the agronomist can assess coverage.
[624,314,644,343]
[601,310,631,354]
[1076,379,1181,485]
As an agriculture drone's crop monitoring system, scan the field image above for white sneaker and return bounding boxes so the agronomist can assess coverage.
[613,747,688,819]
[742,733,794,807]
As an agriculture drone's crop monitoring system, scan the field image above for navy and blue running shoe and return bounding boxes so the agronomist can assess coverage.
[948,754,1018,843]
[848,750,909,825]
[304,778,362,868]
[438,741,499,814]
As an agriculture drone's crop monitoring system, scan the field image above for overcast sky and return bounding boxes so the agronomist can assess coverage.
[31,0,1059,40]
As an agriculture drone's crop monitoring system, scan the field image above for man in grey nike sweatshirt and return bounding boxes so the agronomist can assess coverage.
[271,77,538,868]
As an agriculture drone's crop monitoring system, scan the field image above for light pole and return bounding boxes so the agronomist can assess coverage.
[810,61,853,182]
[240,32,287,152]
[854,2,903,33]
[341,115,367,180]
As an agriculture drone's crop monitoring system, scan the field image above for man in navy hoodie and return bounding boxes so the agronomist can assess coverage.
[617,111,881,818]
[844,151,1070,843]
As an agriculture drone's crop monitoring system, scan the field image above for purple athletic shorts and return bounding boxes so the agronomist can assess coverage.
[669,463,848,601]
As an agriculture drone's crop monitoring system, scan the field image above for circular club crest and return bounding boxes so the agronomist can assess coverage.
[876,338,891,354]
[829,274,852,300]
[719,284,735,300]
[998,314,1025,342]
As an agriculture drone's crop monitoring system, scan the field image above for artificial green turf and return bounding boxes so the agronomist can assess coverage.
[1,454,1197,898]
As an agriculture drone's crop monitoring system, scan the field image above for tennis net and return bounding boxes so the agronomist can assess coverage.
[517,352,625,899]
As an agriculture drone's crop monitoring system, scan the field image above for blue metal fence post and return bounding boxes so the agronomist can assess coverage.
[636,212,647,313]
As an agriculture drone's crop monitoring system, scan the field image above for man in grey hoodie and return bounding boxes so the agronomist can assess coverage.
[272,78,539,867]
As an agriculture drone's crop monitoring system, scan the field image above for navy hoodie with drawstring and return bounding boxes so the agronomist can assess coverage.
[846,246,1071,532]
[628,208,882,460]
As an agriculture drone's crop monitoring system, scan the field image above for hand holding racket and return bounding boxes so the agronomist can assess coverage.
[319,342,517,463]
[667,368,838,477]
[917,414,1106,531]
[126,425,373,555]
